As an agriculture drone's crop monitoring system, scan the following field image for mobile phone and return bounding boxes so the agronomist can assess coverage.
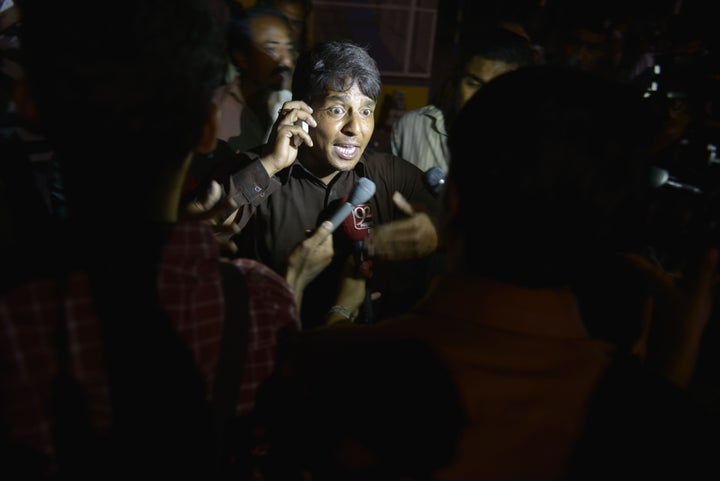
[292,120,309,147]
[295,119,309,133]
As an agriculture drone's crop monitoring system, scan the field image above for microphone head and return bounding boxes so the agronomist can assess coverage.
[424,167,446,194]
[649,166,669,189]
[348,177,376,206]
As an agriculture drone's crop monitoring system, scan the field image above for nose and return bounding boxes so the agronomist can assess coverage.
[277,46,294,67]
[341,110,361,136]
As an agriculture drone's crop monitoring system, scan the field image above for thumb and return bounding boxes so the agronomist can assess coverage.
[392,191,415,216]
[309,220,334,245]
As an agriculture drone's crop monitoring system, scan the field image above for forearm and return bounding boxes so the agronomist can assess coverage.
[212,154,281,230]
[646,323,706,388]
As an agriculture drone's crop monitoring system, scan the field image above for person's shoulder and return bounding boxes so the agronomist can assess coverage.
[415,104,443,118]
[362,149,417,166]
[221,258,299,327]
[394,104,442,127]
[226,257,288,287]
[362,150,424,176]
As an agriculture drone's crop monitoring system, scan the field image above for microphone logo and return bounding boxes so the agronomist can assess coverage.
[327,177,376,233]
[351,204,373,230]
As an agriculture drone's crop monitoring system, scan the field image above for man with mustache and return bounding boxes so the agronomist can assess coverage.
[216,4,297,154]
[197,41,441,329]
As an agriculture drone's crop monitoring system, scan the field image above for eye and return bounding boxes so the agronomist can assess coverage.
[326,106,346,118]
[360,108,374,117]
[463,75,485,89]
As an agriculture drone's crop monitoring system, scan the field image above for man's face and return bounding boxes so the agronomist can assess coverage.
[274,1,306,45]
[305,82,376,174]
[242,15,296,91]
[561,28,608,73]
[456,56,518,111]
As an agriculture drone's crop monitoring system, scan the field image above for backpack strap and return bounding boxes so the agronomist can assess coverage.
[214,260,252,476]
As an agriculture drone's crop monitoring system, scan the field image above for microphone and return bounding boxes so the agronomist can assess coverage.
[340,201,374,324]
[424,166,446,195]
[327,177,376,231]
[650,166,703,194]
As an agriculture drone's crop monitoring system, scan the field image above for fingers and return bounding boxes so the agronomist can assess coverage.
[272,117,313,149]
[392,191,415,216]
[285,124,313,148]
[217,238,238,256]
[624,253,675,294]
[184,181,237,222]
[312,220,334,245]
[198,180,223,211]
[277,101,315,124]
[626,248,720,295]
[261,102,317,174]
[214,222,240,237]
[365,212,438,261]
[277,101,316,148]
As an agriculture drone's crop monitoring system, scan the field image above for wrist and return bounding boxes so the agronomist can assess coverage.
[326,304,355,324]
[259,156,278,177]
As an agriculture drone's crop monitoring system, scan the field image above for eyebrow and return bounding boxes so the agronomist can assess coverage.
[324,94,376,106]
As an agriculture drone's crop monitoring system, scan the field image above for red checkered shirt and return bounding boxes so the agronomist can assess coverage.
[0,222,300,460]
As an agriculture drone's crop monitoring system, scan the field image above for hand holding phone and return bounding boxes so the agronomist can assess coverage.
[293,119,309,147]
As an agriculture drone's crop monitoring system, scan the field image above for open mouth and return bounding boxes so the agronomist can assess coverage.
[334,144,359,160]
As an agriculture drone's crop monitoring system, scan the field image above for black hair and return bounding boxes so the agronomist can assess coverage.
[16,0,227,211]
[457,25,536,71]
[292,40,381,104]
[434,25,536,115]
[257,0,313,15]
[18,0,227,162]
[255,0,313,50]
[226,4,292,56]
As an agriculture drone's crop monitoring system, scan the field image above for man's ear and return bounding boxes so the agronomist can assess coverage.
[196,102,219,153]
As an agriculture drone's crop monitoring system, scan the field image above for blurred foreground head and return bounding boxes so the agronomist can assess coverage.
[446,65,663,287]
[16,0,227,216]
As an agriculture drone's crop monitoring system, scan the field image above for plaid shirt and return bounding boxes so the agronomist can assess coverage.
[0,222,300,460]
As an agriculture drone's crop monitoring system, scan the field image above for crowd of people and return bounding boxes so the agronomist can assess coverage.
[1,0,719,479]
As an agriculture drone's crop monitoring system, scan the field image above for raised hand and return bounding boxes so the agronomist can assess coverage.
[260,100,316,177]
[625,247,719,387]
[180,180,240,256]
[285,221,335,309]
[365,191,439,261]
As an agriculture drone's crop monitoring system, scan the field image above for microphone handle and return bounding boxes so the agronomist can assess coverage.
[328,202,353,233]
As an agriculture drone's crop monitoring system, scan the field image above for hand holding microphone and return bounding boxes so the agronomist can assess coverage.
[327,177,377,324]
